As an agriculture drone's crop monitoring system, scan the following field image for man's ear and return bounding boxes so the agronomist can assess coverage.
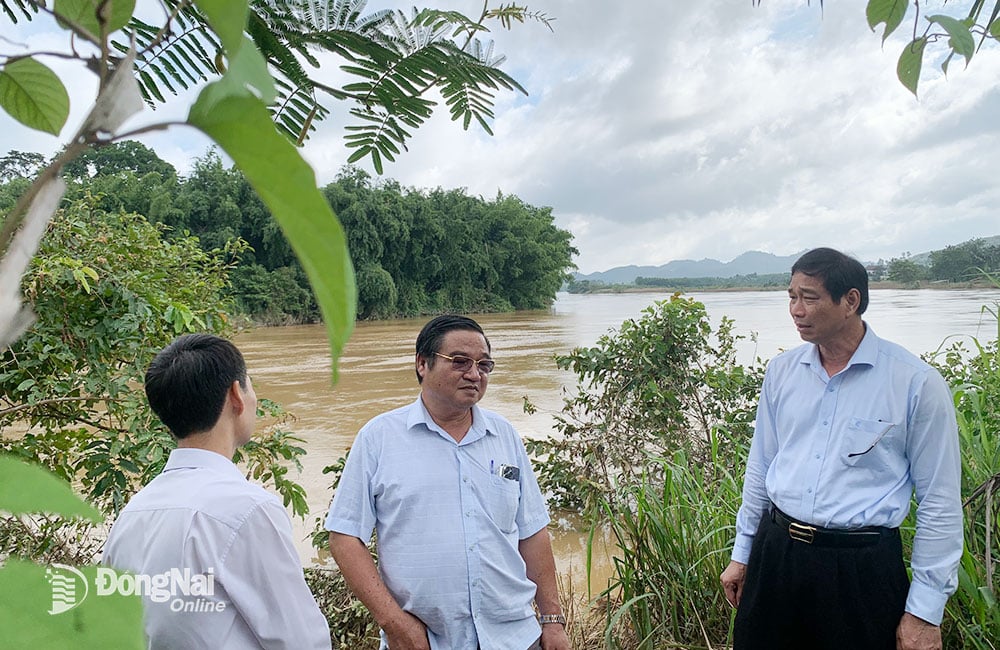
[844,288,862,315]
[228,380,246,415]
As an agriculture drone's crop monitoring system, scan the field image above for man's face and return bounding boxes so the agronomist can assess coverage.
[788,272,859,347]
[416,329,491,414]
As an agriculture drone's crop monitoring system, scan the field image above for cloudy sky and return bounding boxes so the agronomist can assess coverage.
[5,1,1000,273]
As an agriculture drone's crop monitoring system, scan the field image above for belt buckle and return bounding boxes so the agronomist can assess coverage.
[788,521,816,544]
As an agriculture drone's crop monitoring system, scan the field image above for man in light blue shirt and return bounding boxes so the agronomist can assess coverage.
[326,315,570,650]
[720,248,962,650]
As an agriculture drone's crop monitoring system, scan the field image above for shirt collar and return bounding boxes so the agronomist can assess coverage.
[406,397,495,443]
[802,321,878,371]
[163,447,245,480]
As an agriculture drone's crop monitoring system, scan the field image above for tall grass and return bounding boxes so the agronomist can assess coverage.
[597,429,743,649]
[931,311,1000,649]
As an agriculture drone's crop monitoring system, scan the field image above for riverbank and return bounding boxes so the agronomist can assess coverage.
[565,279,991,294]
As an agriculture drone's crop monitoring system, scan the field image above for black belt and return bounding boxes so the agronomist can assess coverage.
[770,508,891,548]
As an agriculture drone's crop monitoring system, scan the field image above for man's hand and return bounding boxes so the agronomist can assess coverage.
[382,611,430,650]
[540,621,571,650]
[896,612,941,650]
[720,560,747,608]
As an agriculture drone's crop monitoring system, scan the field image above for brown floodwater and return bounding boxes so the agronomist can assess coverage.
[234,288,1000,596]
[234,308,618,595]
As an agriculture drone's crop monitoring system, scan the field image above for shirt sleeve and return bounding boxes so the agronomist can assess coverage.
[904,369,963,625]
[324,427,378,542]
[221,500,332,650]
[732,366,778,564]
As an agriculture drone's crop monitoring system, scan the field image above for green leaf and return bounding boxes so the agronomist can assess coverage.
[194,0,250,58]
[897,37,927,97]
[928,14,975,66]
[54,0,136,40]
[189,91,356,381]
[191,36,276,112]
[0,456,102,522]
[0,57,70,135]
[867,0,908,43]
[990,17,1000,39]
[0,560,144,648]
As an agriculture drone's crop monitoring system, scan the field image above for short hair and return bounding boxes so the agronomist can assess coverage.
[791,247,869,315]
[145,334,248,438]
[414,315,491,383]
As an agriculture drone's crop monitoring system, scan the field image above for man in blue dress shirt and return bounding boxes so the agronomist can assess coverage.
[720,248,962,650]
[326,315,570,650]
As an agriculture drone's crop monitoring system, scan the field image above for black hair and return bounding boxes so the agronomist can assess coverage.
[414,314,490,383]
[144,333,247,438]
[791,247,869,315]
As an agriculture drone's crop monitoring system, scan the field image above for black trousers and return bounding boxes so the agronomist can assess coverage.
[733,510,909,650]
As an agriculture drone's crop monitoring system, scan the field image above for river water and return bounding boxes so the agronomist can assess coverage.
[234,288,1000,588]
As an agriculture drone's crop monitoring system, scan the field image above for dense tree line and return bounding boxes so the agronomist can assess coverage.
[0,144,577,323]
[885,239,1000,284]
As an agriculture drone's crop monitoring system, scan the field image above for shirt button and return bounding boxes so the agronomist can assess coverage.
[815,454,820,459]
[822,421,828,426]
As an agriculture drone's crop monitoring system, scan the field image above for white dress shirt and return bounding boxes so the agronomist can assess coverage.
[103,448,330,649]
[733,325,963,625]
[326,398,550,650]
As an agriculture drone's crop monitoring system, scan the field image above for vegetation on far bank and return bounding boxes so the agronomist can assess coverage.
[566,240,1000,295]
[1,145,577,325]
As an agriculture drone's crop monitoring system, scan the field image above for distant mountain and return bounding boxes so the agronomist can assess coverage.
[574,250,806,285]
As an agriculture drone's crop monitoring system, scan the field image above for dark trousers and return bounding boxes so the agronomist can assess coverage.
[733,510,909,650]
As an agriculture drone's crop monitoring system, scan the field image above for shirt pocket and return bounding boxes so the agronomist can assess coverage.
[840,417,896,471]
[487,474,520,533]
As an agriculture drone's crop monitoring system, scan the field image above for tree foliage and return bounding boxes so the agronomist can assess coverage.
[930,238,1000,282]
[525,294,765,513]
[756,1,1000,96]
[2,148,577,323]
[323,168,577,318]
[2,0,552,172]
[886,253,929,283]
[0,200,309,514]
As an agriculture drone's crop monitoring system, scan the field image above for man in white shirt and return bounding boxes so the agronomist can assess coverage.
[103,333,331,649]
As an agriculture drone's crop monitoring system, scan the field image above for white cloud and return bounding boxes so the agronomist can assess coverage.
[4,0,999,272]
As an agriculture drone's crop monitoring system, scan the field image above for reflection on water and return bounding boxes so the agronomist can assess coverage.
[235,288,1000,592]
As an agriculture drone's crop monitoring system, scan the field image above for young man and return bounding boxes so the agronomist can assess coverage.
[103,333,330,649]
[721,248,963,650]
[326,315,570,650]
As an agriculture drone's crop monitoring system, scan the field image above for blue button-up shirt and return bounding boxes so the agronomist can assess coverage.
[732,325,962,625]
[326,398,550,650]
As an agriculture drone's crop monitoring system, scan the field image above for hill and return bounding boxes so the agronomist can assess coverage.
[575,236,1000,285]
[574,250,806,285]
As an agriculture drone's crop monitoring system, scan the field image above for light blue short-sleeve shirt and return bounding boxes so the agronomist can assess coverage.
[326,398,550,650]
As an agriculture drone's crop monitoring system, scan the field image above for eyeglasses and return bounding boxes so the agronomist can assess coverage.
[847,421,894,458]
[432,352,495,374]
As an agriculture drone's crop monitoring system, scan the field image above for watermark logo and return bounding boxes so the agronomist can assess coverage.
[46,563,89,615]
[45,565,225,615]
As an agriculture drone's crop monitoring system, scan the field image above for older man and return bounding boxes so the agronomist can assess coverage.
[326,315,570,650]
[721,248,962,650]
